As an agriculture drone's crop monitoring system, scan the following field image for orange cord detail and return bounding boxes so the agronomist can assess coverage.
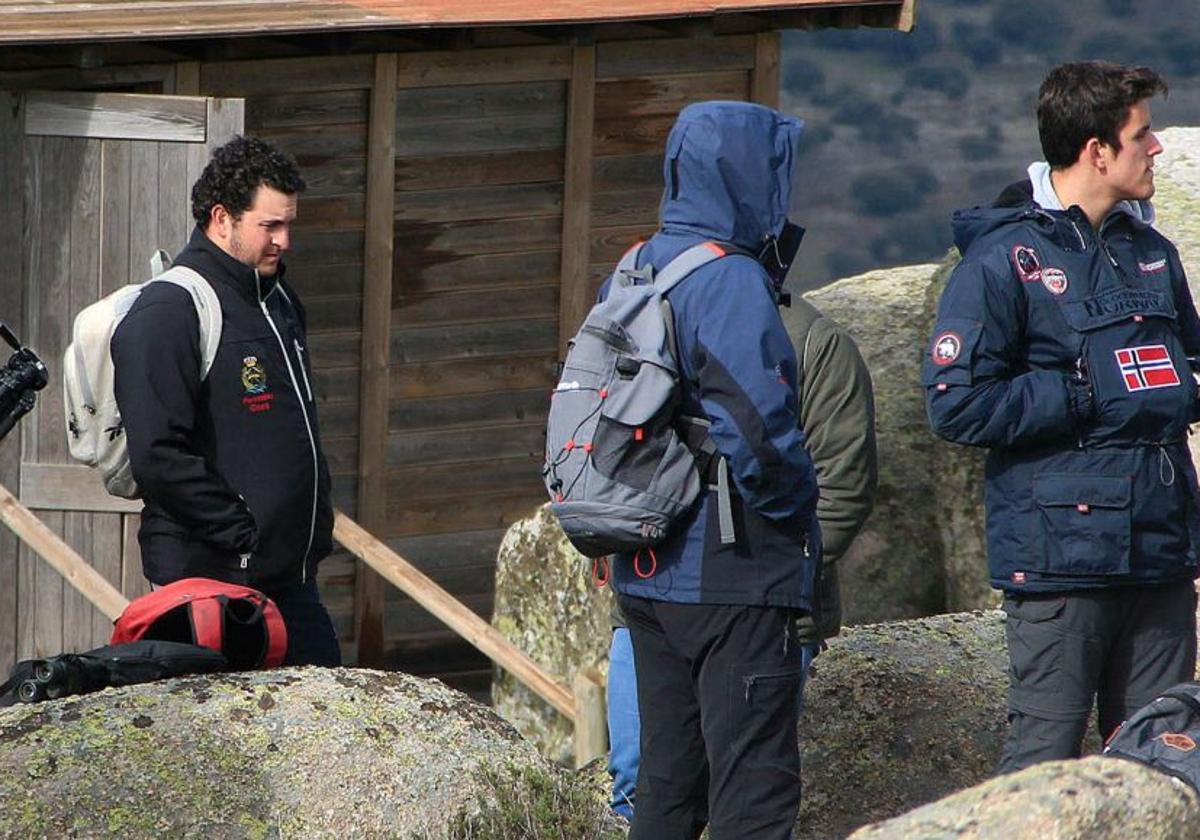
[592,556,611,588]
[634,427,644,442]
[633,547,658,578]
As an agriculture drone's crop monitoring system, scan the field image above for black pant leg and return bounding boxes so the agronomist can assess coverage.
[621,596,708,840]
[269,578,342,667]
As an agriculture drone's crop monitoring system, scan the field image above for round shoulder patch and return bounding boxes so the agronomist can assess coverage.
[931,331,962,366]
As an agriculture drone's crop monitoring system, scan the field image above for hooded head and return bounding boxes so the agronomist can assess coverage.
[659,101,804,252]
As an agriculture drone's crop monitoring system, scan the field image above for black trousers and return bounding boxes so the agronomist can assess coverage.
[620,595,804,840]
[269,578,342,667]
[999,581,1197,773]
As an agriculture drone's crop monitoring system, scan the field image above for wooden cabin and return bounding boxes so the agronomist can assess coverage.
[0,0,914,694]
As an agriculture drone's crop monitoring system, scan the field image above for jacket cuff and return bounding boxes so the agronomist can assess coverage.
[1066,377,1095,428]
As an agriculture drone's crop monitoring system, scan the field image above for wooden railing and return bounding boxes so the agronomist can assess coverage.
[0,484,607,766]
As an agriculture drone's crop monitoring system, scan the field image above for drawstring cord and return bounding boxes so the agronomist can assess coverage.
[1159,445,1176,487]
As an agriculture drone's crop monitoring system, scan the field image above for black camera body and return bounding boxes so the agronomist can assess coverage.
[0,322,48,441]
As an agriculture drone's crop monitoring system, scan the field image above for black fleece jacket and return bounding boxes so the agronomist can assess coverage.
[112,227,333,591]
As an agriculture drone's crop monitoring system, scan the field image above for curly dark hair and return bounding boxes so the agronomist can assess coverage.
[190,135,306,225]
[1038,62,1167,169]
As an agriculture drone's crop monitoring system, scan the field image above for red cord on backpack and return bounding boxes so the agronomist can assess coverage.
[592,556,611,588]
[633,547,657,579]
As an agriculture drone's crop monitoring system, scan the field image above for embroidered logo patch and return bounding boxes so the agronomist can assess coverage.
[931,331,962,366]
[1115,344,1181,391]
[240,356,274,413]
[1012,245,1042,283]
[1159,733,1197,752]
[241,356,268,395]
[1139,258,1168,274]
[1041,267,1068,295]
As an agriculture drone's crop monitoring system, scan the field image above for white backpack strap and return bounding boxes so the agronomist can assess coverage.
[612,242,650,288]
[154,266,223,379]
[149,249,172,277]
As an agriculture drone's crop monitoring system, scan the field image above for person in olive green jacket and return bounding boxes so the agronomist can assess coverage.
[606,296,878,819]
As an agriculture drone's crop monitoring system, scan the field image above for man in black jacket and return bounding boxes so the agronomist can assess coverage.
[112,135,339,666]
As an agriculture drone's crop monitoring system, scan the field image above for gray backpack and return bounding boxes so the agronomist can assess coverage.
[544,241,736,559]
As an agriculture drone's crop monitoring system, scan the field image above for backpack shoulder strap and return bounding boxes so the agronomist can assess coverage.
[154,265,223,380]
[652,242,732,296]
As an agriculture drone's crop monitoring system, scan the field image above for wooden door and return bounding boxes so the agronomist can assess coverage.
[0,91,243,668]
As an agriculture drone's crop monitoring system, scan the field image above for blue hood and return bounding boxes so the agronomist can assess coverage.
[659,101,804,251]
[951,206,1030,255]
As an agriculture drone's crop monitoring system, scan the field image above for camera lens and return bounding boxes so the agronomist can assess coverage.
[17,680,42,703]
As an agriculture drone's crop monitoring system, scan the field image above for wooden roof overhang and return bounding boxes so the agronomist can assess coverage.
[0,0,913,70]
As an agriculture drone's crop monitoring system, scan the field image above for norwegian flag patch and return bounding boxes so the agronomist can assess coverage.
[1114,344,1181,392]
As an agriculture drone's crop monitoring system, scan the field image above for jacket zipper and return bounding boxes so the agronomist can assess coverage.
[256,271,319,584]
[294,338,314,402]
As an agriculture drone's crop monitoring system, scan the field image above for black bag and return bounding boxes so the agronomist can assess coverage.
[0,640,228,706]
[1103,681,1200,791]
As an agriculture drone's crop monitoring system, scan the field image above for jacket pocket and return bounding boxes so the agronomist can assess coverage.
[1033,474,1131,575]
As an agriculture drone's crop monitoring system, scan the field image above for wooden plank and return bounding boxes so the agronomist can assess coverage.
[396,46,572,89]
[557,44,596,359]
[396,149,564,193]
[294,194,365,231]
[121,513,149,600]
[898,0,917,32]
[383,491,545,539]
[185,97,246,213]
[17,540,36,659]
[246,89,368,130]
[128,140,161,283]
[100,140,133,292]
[591,185,660,230]
[173,62,201,96]
[302,295,362,334]
[34,136,73,465]
[594,71,749,120]
[396,110,564,158]
[389,457,542,503]
[389,423,546,467]
[355,52,399,667]
[300,157,367,198]
[751,31,781,108]
[255,122,367,164]
[34,511,65,658]
[391,317,559,364]
[0,64,174,95]
[390,353,558,400]
[591,223,656,264]
[157,139,192,256]
[396,81,565,122]
[394,182,562,224]
[593,112,676,156]
[201,56,374,96]
[390,387,549,433]
[397,250,561,294]
[288,263,362,298]
[63,511,95,653]
[593,152,661,192]
[288,229,363,267]
[596,35,756,79]
[19,133,41,470]
[392,284,558,328]
[25,92,208,142]
[91,514,123,641]
[19,463,144,513]
[0,92,24,673]
[394,216,561,259]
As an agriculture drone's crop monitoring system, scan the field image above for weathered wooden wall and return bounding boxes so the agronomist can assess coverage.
[0,31,780,690]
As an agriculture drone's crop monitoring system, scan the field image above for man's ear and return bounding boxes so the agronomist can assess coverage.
[1083,137,1110,175]
[207,204,232,239]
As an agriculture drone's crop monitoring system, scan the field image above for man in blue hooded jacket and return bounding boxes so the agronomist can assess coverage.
[610,101,820,839]
[925,62,1200,772]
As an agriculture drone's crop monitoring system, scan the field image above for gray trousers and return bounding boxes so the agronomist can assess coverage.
[999,581,1197,774]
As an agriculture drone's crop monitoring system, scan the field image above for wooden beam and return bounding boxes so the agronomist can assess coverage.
[751,31,781,108]
[556,44,596,356]
[573,667,608,768]
[0,482,129,621]
[24,92,208,142]
[354,52,398,667]
[333,509,576,720]
[173,62,201,96]
[18,463,142,513]
[897,0,917,32]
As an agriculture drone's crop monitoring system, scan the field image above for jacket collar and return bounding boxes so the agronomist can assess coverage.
[178,226,284,303]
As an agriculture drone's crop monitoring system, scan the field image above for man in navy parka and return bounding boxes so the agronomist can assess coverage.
[924,62,1200,772]
[612,102,820,839]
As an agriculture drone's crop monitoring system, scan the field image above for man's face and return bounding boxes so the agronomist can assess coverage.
[212,185,297,276]
[1101,99,1162,203]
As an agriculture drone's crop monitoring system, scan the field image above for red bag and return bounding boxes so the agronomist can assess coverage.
[111,577,287,669]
